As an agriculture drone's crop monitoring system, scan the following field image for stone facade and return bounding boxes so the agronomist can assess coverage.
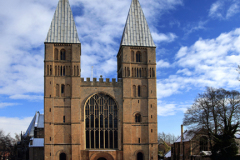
[44,0,158,160]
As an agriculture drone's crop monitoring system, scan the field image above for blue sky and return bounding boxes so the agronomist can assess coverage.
[0,0,240,137]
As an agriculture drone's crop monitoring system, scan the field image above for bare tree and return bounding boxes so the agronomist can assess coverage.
[158,132,179,144]
[183,87,240,160]
[0,130,19,160]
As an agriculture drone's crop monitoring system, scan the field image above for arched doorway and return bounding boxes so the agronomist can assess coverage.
[137,152,143,160]
[60,153,66,160]
[97,158,107,160]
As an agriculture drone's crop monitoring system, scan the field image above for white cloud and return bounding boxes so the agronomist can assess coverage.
[209,1,223,18]
[209,0,240,19]
[0,0,183,101]
[0,103,19,109]
[184,21,207,36]
[157,101,189,116]
[177,68,192,76]
[0,117,33,137]
[152,32,177,43]
[157,28,240,116]
[226,3,240,18]
[157,60,171,68]
[9,94,43,100]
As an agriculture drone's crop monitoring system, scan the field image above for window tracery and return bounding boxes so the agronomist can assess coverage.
[85,93,118,149]
[200,136,208,151]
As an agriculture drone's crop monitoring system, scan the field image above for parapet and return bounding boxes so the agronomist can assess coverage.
[80,77,122,87]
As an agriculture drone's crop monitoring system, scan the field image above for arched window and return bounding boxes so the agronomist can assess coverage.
[152,68,155,78]
[150,68,152,78]
[63,116,65,123]
[85,93,118,149]
[50,65,52,75]
[133,85,136,97]
[74,66,76,76]
[135,113,141,122]
[138,85,141,97]
[137,152,144,160]
[59,153,66,160]
[125,67,126,77]
[77,66,79,76]
[55,66,57,76]
[61,84,65,94]
[56,84,59,97]
[58,66,60,76]
[136,51,141,62]
[47,65,49,75]
[60,49,66,60]
[200,136,208,151]
[54,48,58,60]
[131,51,134,62]
[63,66,65,76]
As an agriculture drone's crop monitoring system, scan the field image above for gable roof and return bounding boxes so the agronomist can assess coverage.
[29,138,44,148]
[24,111,44,138]
[175,130,195,143]
[120,0,156,47]
[45,0,80,43]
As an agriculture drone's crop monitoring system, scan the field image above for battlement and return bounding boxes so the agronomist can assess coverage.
[80,77,122,87]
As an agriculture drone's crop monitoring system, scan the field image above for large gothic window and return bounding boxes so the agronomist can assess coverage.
[85,93,118,149]
[200,136,208,151]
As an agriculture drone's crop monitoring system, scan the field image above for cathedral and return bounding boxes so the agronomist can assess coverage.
[44,0,158,159]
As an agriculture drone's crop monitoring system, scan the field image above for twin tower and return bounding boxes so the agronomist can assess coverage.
[44,0,158,159]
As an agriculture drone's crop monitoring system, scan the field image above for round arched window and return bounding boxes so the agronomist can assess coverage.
[85,93,118,149]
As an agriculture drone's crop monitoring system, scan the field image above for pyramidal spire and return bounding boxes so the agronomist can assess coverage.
[45,0,80,43]
[120,0,155,47]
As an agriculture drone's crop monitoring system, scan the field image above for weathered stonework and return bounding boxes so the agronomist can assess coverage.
[44,0,158,159]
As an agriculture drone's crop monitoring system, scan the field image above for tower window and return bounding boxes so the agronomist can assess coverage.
[136,51,141,62]
[138,85,141,97]
[63,116,65,123]
[131,51,134,62]
[135,113,141,123]
[138,138,141,143]
[133,85,136,97]
[63,66,65,76]
[50,65,52,75]
[47,65,49,75]
[60,49,66,60]
[61,84,65,94]
[56,84,59,97]
[54,48,58,60]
